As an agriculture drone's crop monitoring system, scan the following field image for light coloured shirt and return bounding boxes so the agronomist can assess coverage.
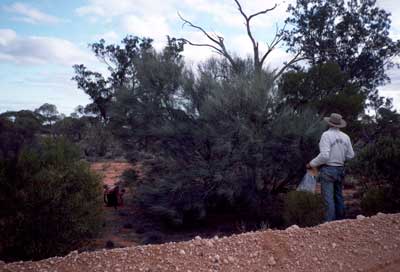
[309,127,355,167]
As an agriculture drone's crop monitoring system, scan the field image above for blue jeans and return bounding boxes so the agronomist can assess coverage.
[318,166,345,222]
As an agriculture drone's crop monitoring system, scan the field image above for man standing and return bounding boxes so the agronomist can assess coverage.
[307,113,355,221]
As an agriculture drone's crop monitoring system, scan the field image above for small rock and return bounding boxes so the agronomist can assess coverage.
[268,256,276,266]
[377,212,385,216]
[195,236,201,240]
[356,215,366,220]
[286,225,300,231]
[213,255,220,263]
[179,249,186,255]
[250,252,259,258]
[227,256,235,263]
[332,243,337,249]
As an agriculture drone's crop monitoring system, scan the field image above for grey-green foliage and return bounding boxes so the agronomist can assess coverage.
[74,36,326,227]
[130,57,326,226]
[0,137,103,261]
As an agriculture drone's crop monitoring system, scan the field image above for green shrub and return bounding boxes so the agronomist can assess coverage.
[0,138,103,261]
[283,191,325,228]
[128,63,325,227]
[353,136,400,186]
[361,187,399,216]
[352,135,400,215]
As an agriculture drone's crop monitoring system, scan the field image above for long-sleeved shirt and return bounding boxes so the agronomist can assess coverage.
[309,127,355,167]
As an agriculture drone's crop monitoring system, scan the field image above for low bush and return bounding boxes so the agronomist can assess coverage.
[283,191,325,227]
[361,187,399,216]
[141,231,165,245]
[352,134,400,215]
[0,138,103,261]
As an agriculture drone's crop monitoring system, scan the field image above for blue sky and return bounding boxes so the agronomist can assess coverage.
[1,0,400,115]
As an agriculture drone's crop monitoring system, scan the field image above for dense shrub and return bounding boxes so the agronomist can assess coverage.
[0,138,103,261]
[352,133,400,215]
[71,36,329,228]
[129,57,325,227]
[360,187,393,216]
[283,191,325,227]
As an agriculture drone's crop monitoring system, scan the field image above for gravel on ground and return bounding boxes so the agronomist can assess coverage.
[2,213,400,272]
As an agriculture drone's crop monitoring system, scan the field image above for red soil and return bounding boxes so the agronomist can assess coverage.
[2,213,400,272]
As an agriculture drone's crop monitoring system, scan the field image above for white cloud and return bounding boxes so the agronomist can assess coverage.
[180,31,214,63]
[181,0,292,29]
[76,0,177,18]
[4,2,62,24]
[121,15,170,43]
[75,0,291,40]
[0,29,95,66]
[0,29,17,46]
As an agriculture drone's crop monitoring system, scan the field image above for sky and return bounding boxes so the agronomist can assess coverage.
[1,0,400,115]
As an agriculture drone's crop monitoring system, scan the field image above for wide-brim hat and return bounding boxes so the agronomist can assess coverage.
[323,113,347,128]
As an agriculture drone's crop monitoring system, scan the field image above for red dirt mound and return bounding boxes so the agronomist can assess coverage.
[2,213,400,272]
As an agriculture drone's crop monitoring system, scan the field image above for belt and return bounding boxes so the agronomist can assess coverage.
[321,164,344,168]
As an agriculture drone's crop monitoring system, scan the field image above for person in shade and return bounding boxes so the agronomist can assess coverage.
[307,113,355,222]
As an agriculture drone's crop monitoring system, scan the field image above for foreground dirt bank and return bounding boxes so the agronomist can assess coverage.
[2,213,400,272]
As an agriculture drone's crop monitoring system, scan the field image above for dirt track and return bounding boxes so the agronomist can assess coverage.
[2,213,400,272]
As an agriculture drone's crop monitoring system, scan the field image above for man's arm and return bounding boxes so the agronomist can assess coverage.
[309,133,330,168]
[345,137,355,160]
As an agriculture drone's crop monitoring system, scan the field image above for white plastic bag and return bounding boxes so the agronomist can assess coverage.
[296,172,316,193]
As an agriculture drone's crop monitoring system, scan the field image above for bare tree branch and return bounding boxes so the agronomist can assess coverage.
[273,52,307,81]
[233,0,258,68]
[233,0,280,72]
[178,12,239,71]
[178,1,300,81]
[248,4,278,21]
[260,23,287,65]
[178,13,220,45]
[180,39,225,55]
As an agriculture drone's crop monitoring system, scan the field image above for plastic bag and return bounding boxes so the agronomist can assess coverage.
[296,172,316,193]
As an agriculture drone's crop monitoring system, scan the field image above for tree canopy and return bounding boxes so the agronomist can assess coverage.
[284,0,400,109]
